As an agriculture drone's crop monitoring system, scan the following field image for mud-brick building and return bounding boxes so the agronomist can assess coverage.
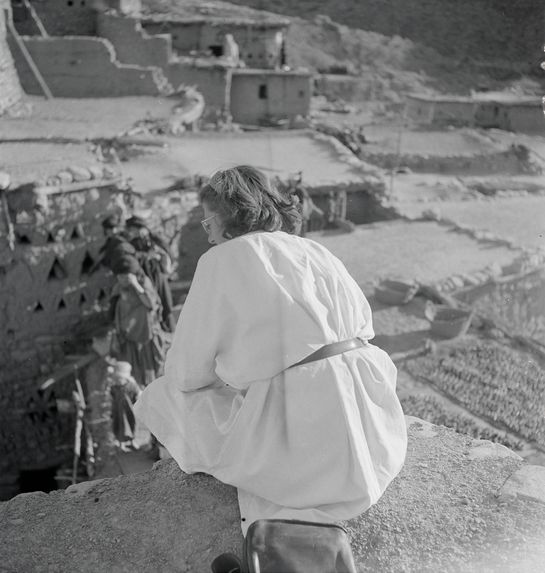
[139,5,289,70]
[8,0,312,124]
[0,170,128,499]
[406,93,545,134]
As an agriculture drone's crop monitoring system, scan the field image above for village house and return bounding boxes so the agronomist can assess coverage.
[406,92,545,134]
[6,0,312,124]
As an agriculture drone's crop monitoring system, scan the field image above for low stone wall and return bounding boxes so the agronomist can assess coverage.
[11,36,171,97]
[361,148,541,175]
[1,418,544,572]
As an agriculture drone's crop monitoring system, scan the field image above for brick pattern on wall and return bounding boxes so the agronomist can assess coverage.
[0,177,129,488]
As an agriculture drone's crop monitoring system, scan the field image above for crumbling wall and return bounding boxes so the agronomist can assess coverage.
[0,4,23,113]
[96,12,172,68]
[166,62,230,113]
[230,70,311,123]
[0,171,128,497]
[11,36,171,97]
[141,20,202,54]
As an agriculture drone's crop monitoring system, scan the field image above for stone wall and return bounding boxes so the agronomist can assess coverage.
[0,3,23,113]
[0,171,129,496]
[230,69,311,123]
[95,12,230,115]
[361,147,541,176]
[10,35,171,97]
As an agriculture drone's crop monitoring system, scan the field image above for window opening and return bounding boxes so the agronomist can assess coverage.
[209,45,223,57]
[97,288,107,302]
[47,258,67,281]
[258,84,268,99]
[57,298,67,310]
[79,292,87,306]
[81,251,95,275]
[16,232,31,245]
[47,231,56,243]
[32,301,44,312]
[71,224,84,239]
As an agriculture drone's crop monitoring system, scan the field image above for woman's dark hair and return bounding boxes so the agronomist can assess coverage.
[199,165,302,239]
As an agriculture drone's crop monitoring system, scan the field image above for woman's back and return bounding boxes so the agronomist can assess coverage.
[165,231,374,391]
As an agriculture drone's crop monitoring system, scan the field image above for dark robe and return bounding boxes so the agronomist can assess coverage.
[110,376,140,442]
[112,276,165,387]
[131,235,175,332]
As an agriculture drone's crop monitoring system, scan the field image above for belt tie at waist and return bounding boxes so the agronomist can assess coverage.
[289,338,367,369]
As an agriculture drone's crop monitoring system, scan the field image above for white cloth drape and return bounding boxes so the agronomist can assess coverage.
[134,231,407,534]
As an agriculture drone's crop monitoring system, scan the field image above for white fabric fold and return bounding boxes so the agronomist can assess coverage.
[135,231,407,534]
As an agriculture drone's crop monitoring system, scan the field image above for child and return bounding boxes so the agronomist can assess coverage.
[108,361,142,452]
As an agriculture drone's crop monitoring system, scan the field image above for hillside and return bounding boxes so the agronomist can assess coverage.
[229,0,544,72]
[143,1,544,100]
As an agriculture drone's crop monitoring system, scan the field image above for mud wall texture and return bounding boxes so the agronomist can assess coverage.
[96,12,172,68]
[10,36,170,97]
[0,7,23,113]
[0,176,127,495]
[406,98,545,134]
[166,63,230,113]
[230,70,311,123]
[23,0,97,36]
[141,20,286,69]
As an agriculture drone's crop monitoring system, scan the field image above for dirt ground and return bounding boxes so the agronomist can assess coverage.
[0,96,178,140]
[1,420,544,573]
[309,220,518,291]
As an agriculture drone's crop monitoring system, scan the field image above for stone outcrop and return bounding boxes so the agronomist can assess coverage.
[1,417,545,572]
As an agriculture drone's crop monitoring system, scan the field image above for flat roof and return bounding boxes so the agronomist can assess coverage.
[119,130,379,194]
[142,0,290,27]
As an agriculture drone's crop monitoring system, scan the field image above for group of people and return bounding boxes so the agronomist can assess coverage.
[98,213,175,450]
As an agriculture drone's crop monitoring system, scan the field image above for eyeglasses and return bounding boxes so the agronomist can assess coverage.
[201,214,217,233]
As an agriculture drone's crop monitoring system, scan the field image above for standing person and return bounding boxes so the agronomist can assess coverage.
[97,214,137,272]
[110,254,165,388]
[125,216,175,332]
[135,166,407,534]
[108,361,142,452]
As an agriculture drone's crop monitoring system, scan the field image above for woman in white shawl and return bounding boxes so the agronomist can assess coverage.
[135,166,407,534]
